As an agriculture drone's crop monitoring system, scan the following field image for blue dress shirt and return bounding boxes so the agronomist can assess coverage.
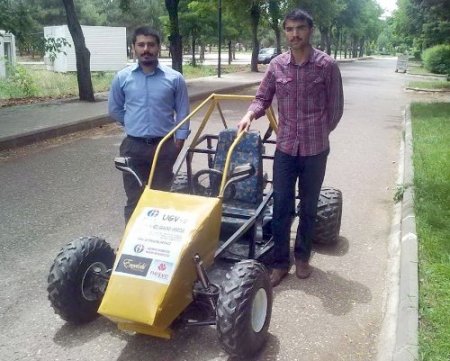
[108,63,190,140]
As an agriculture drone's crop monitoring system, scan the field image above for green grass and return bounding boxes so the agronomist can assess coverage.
[408,81,450,90]
[184,63,250,79]
[0,63,251,101]
[407,65,433,75]
[411,102,450,361]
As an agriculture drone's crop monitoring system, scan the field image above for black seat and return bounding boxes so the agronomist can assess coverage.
[209,129,264,209]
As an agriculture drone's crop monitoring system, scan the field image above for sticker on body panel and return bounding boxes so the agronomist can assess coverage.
[113,207,197,284]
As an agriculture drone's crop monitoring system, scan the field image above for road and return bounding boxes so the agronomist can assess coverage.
[0,58,414,360]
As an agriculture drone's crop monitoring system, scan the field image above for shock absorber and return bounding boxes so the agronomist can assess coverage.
[194,254,216,311]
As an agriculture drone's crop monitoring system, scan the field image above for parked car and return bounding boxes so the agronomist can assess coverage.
[257,48,279,64]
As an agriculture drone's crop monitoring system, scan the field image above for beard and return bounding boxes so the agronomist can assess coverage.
[139,53,158,67]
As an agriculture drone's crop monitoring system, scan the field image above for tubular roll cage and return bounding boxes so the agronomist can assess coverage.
[147,93,279,198]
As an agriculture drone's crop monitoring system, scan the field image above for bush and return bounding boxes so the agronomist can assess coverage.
[6,63,38,97]
[422,44,450,75]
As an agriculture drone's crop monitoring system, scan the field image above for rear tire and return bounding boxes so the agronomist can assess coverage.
[313,187,343,245]
[216,260,272,358]
[47,236,115,324]
[170,172,189,193]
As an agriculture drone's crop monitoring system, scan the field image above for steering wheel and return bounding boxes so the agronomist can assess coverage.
[192,168,236,200]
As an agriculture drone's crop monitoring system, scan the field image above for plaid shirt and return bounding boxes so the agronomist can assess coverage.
[249,48,344,156]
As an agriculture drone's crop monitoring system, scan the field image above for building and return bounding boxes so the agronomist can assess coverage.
[44,25,127,73]
[0,30,17,78]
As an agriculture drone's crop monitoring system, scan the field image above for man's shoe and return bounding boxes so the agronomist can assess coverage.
[295,259,312,279]
[270,268,289,287]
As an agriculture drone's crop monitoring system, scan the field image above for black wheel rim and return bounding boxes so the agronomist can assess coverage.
[81,262,109,301]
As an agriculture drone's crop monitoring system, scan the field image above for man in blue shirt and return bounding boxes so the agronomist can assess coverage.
[108,26,190,222]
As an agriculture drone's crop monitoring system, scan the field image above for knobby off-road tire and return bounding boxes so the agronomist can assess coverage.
[170,172,189,193]
[216,260,272,358]
[47,236,115,324]
[312,187,343,245]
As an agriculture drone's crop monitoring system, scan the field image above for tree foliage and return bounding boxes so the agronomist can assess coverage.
[390,0,449,54]
[2,0,394,72]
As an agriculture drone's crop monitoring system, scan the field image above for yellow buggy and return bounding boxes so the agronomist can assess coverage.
[47,94,342,358]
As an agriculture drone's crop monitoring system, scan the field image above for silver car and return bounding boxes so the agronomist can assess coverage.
[257,48,279,64]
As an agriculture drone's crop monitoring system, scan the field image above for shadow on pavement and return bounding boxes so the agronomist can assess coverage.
[53,317,126,347]
[313,236,350,257]
[279,267,372,316]
[115,324,281,361]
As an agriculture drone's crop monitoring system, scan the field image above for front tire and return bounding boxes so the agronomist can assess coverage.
[216,260,272,358]
[47,236,115,324]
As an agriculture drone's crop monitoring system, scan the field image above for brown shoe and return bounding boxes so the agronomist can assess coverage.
[295,259,312,279]
[270,268,289,287]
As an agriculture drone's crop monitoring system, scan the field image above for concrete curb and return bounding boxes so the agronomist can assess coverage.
[0,115,113,150]
[393,105,418,361]
[405,87,449,93]
[0,80,261,151]
[377,106,419,361]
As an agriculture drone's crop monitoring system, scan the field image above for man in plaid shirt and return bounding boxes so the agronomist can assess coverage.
[238,8,344,287]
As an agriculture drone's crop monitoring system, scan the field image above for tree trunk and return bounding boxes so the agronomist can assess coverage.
[228,40,232,65]
[61,0,94,102]
[326,26,332,55]
[191,36,196,66]
[319,26,332,55]
[165,0,183,73]
[250,3,260,72]
[200,44,205,61]
[334,27,340,59]
[352,36,358,58]
[358,37,365,57]
[268,0,282,54]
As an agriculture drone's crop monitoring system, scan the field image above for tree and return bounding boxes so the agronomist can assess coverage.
[165,0,183,72]
[61,0,95,101]
[267,0,283,54]
[388,0,449,53]
[226,0,264,72]
[411,0,449,48]
[0,0,15,33]
[179,0,216,66]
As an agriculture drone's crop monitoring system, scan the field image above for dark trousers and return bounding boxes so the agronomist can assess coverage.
[271,148,329,269]
[119,136,178,223]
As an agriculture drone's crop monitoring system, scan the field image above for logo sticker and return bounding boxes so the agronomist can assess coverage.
[147,260,173,284]
[115,255,152,277]
[134,244,145,253]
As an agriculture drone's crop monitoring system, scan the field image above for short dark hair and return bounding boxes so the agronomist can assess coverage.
[132,26,161,45]
[283,8,314,29]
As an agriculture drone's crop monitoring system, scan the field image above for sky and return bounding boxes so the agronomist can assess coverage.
[376,0,398,17]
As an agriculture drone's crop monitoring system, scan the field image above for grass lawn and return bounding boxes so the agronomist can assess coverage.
[407,65,433,76]
[0,63,251,101]
[411,102,450,361]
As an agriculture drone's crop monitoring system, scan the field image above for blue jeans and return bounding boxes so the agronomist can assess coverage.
[271,148,329,269]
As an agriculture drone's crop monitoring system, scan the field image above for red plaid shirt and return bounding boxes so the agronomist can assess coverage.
[249,48,344,156]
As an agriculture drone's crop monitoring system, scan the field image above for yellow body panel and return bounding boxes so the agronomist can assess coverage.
[98,189,222,335]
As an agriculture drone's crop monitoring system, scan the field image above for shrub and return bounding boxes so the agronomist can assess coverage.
[6,63,38,97]
[422,44,450,75]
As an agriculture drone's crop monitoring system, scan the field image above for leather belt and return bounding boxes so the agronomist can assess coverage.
[127,135,164,144]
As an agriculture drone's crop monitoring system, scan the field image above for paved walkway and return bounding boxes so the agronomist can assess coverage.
[0,71,264,150]
[0,59,421,360]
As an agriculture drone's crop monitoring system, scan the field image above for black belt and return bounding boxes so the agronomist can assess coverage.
[127,135,164,144]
